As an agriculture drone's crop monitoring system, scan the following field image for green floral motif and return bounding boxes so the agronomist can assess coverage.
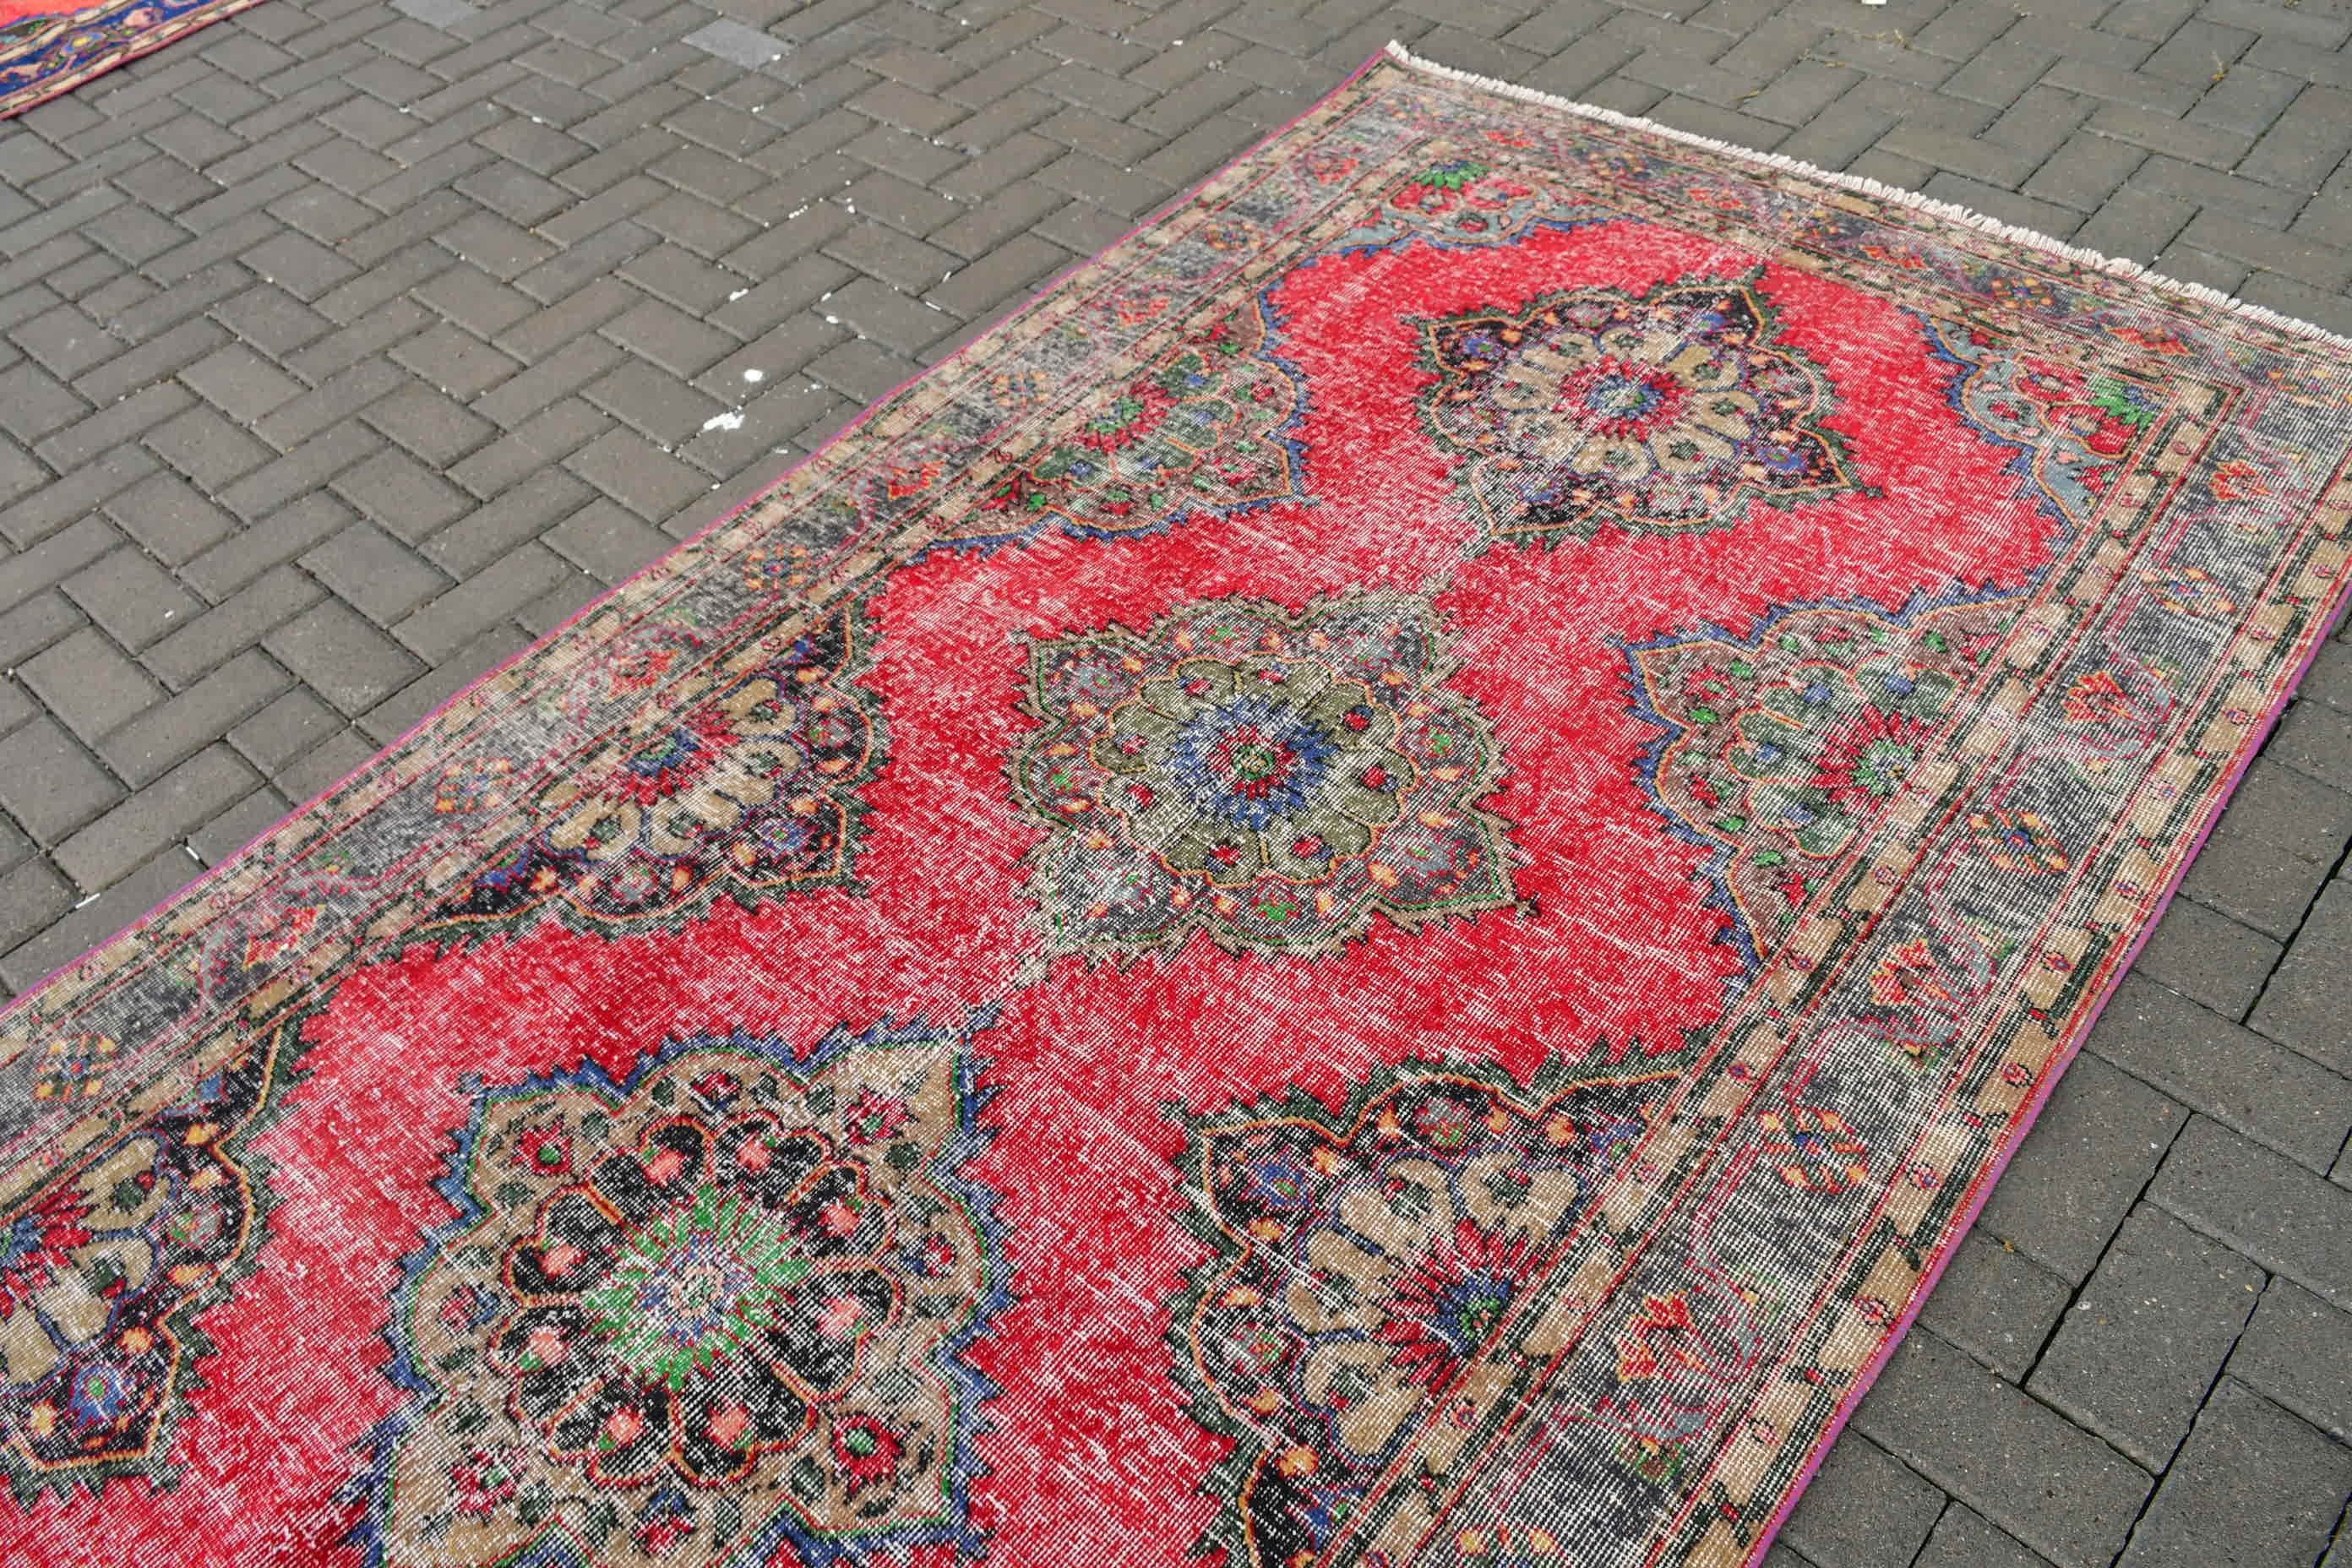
[580,1184,815,1392]
[948,306,1306,548]
[1627,600,2014,968]
[1097,654,1414,885]
[1014,593,1516,957]
[372,1021,1008,1568]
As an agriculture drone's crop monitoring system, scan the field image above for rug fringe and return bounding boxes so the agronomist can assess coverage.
[1382,40,2352,357]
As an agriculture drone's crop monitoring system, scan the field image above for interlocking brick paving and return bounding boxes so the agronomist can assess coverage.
[1,0,2349,1560]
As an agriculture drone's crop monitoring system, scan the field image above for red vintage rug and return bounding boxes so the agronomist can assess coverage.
[0,0,264,118]
[2,43,2347,1568]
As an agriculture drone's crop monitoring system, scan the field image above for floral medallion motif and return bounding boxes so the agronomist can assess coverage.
[1168,1058,1682,1568]
[1324,153,1619,254]
[427,604,884,939]
[367,1016,1006,1568]
[1917,315,2167,527]
[1012,593,1516,958]
[0,1024,294,1499]
[1625,598,2017,969]
[945,303,1309,552]
[1417,269,1866,545]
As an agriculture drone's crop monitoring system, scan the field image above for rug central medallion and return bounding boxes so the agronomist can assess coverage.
[1418,268,1866,544]
[1012,593,1515,957]
[367,1018,1005,1568]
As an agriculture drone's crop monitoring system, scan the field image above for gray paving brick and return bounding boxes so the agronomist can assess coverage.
[2131,895,2281,1021]
[182,489,360,602]
[265,177,379,247]
[544,496,670,583]
[387,321,521,402]
[2028,1204,2266,1468]
[1911,1504,2055,1568]
[1979,1050,2186,1282]
[1777,1432,1944,1568]
[682,19,785,68]
[0,857,75,969]
[2187,58,2306,137]
[2179,784,2349,939]
[2118,1380,2352,1567]
[144,565,324,688]
[564,426,710,520]
[20,626,166,742]
[178,342,305,423]
[1918,1228,2075,1380]
[2268,695,2352,787]
[2251,874,2352,1075]
[264,596,427,713]
[583,357,725,443]
[229,685,344,772]
[327,446,473,542]
[360,381,498,466]
[447,396,611,497]
[1853,1328,2151,1568]
[11,302,122,382]
[2087,99,2257,167]
[297,520,452,623]
[62,549,201,651]
[2152,1115,2352,1305]
[0,522,125,628]
[420,469,594,576]
[512,220,662,313]
[0,440,42,514]
[211,284,332,357]
[390,539,570,662]
[928,232,1071,318]
[2229,1278,2352,1443]
[97,649,291,787]
[2239,82,2352,193]
[357,621,532,742]
[269,721,377,803]
[54,743,253,890]
[0,716,123,843]
[35,380,197,479]
[2088,972,2352,1173]
[242,229,360,301]
[411,265,537,340]
[253,360,408,454]
[2306,640,2352,713]
[615,245,746,316]
[0,596,83,681]
[187,784,291,867]
[102,470,239,565]
[0,847,203,994]
[808,329,917,404]
[0,362,90,446]
[599,295,737,379]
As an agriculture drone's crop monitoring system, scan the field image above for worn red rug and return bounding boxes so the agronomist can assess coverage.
[2,43,2348,1568]
[0,0,264,118]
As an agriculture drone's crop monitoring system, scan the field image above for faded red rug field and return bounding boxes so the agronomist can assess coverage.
[2,43,2347,1568]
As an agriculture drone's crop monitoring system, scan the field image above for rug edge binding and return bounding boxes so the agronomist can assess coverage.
[1383,39,2352,357]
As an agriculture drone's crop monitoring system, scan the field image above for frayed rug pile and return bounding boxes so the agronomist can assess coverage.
[3,43,2349,1568]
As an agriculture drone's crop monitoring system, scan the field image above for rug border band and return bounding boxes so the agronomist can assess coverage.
[1372,41,2352,1566]
[1384,39,2352,355]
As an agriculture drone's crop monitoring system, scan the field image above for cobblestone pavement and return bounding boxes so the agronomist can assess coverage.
[0,0,2349,1559]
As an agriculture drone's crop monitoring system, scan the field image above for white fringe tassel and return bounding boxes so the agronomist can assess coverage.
[1382,40,2352,357]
